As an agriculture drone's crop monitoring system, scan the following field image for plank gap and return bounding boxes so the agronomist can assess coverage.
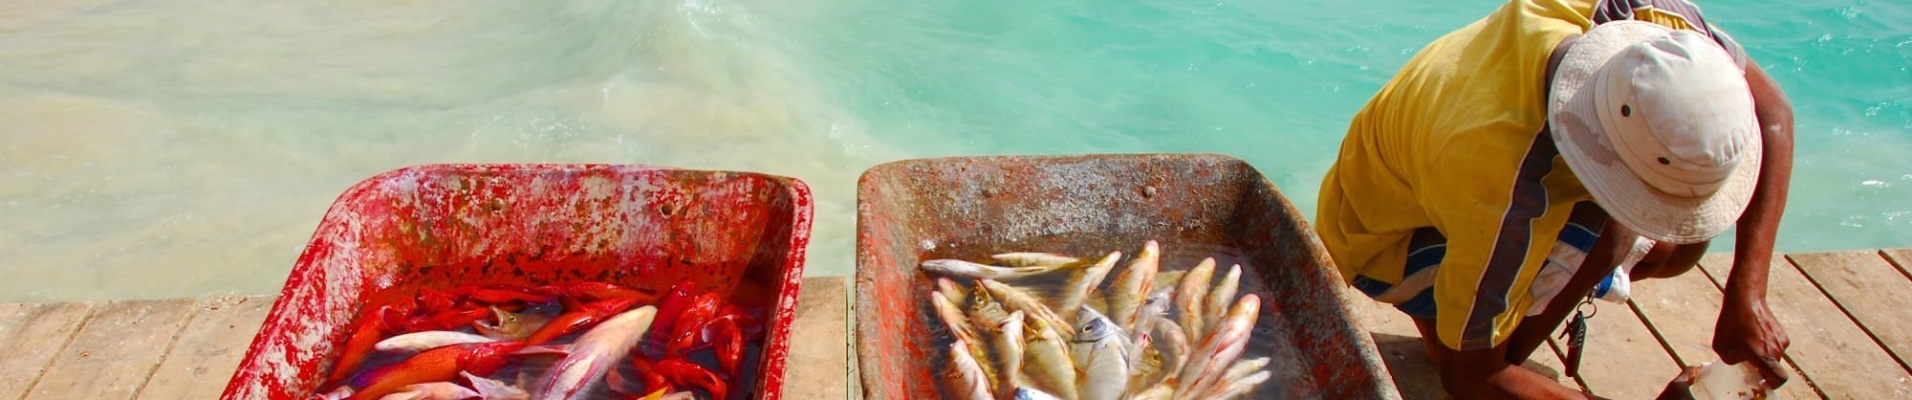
[13,304,98,400]
[124,300,208,400]
[1878,249,1912,283]
[1626,298,1691,367]
[1783,253,1912,373]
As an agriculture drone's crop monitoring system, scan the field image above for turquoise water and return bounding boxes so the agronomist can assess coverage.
[0,0,1906,302]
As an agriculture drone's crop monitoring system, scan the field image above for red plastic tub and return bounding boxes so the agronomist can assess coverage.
[855,154,1398,399]
[220,164,812,400]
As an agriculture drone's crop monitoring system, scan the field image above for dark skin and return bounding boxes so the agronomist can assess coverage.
[1419,32,1796,400]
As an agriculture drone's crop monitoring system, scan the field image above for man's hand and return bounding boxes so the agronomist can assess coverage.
[1713,293,1791,387]
[1656,366,1703,400]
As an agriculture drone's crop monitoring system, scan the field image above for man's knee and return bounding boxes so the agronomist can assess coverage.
[1631,241,1709,280]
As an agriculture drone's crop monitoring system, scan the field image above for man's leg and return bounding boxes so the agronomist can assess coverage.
[1629,240,1710,280]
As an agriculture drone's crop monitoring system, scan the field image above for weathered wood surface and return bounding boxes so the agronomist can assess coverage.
[26,299,198,400]
[1786,251,1912,372]
[1701,253,1912,399]
[1628,259,1818,400]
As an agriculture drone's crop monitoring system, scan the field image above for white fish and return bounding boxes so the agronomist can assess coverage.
[1221,357,1271,383]
[461,371,528,400]
[531,306,657,400]
[315,386,354,400]
[1174,294,1260,400]
[1174,258,1217,340]
[1131,291,1172,369]
[1011,387,1066,400]
[991,252,1081,267]
[374,331,495,353]
[1204,264,1243,332]
[378,382,480,400]
[1070,306,1130,400]
[990,311,1027,397]
[944,339,994,400]
[1204,370,1272,399]
[1052,250,1121,323]
[936,277,968,306]
[922,259,1073,280]
[1106,240,1160,332]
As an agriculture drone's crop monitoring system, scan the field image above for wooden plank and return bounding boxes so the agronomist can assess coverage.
[132,296,275,400]
[1628,266,1821,400]
[1628,270,1725,367]
[0,302,94,400]
[1700,253,1912,398]
[1559,296,1683,400]
[1786,251,1912,371]
[1877,248,1912,282]
[784,277,849,400]
[24,299,196,400]
[1339,287,1578,398]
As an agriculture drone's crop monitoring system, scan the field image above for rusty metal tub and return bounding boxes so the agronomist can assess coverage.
[854,154,1397,399]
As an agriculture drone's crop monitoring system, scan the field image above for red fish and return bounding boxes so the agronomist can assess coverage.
[654,357,727,400]
[650,280,698,338]
[663,293,724,356]
[344,341,524,400]
[523,297,642,346]
[403,306,493,333]
[321,302,410,389]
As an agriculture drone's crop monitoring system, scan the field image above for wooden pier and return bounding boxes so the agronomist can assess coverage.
[1348,250,1912,399]
[0,277,850,400]
[3,250,1909,399]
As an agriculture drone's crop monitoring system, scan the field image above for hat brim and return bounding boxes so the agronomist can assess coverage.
[1548,21,1761,245]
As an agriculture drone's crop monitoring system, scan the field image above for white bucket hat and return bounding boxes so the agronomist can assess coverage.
[1549,20,1762,245]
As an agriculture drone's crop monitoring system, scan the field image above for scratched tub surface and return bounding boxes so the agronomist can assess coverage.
[854,154,1398,399]
[222,164,812,400]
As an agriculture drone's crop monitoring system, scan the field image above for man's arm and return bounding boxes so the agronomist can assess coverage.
[1421,316,1602,400]
[1714,60,1795,386]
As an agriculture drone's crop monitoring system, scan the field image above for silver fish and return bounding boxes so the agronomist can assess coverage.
[1174,258,1216,340]
[374,331,495,353]
[532,306,657,400]
[1021,313,1079,400]
[992,252,1082,267]
[461,371,529,400]
[1204,264,1242,332]
[921,259,1072,280]
[990,311,1027,397]
[944,339,994,400]
[1070,306,1129,400]
[380,382,480,400]
[1052,250,1121,323]
[979,279,1072,337]
[1106,240,1160,332]
[1174,294,1260,400]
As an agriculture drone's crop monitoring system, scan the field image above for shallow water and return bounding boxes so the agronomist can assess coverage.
[2,0,1908,302]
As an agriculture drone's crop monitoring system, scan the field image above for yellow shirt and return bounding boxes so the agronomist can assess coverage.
[1316,0,1747,350]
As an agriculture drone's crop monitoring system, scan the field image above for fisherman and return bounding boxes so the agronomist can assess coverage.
[1314,0,1794,398]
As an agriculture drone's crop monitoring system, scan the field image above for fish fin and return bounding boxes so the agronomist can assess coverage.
[605,367,650,396]
[510,344,570,356]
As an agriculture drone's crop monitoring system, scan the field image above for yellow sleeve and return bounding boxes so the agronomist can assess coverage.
[1415,134,1578,351]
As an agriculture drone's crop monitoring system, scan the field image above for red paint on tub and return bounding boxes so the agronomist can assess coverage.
[221,164,811,400]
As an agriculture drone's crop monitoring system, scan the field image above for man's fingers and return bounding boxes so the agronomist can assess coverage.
[1753,356,1791,388]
